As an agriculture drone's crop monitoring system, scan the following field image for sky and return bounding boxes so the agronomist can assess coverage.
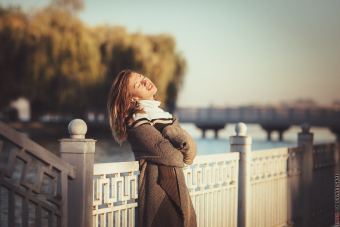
[2,0,340,108]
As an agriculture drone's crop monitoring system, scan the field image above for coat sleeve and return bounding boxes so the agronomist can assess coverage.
[127,123,185,168]
[162,117,198,165]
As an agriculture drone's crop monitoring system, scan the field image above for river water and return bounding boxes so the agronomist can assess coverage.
[32,123,337,164]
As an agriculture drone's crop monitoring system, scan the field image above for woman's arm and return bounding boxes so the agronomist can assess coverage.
[162,117,197,165]
[162,125,188,149]
[163,116,188,149]
[127,123,185,168]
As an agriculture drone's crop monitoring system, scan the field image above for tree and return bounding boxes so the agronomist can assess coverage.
[27,7,103,119]
[50,0,84,12]
[0,7,31,108]
[0,6,103,119]
[0,5,186,120]
[90,26,186,111]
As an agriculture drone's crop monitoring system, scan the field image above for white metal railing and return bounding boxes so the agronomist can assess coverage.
[89,142,339,227]
[88,122,339,227]
[310,143,339,226]
[287,146,304,226]
[183,152,239,227]
[93,161,139,227]
[92,152,240,227]
[250,148,288,227]
[2,119,339,227]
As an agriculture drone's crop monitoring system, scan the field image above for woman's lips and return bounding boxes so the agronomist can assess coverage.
[148,84,153,90]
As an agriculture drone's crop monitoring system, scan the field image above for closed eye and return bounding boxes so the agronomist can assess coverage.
[135,75,146,89]
[138,76,146,88]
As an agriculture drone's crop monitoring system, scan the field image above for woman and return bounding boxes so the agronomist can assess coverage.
[107,69,197,227]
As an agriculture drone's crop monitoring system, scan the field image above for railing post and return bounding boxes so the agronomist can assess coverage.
[298,122,314,227]
[230,122,252,227]
[60,119,96,227]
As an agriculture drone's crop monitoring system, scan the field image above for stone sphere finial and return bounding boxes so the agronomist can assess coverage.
[301,122,310,133]
[68,119,87,139]
[235,122,247,136]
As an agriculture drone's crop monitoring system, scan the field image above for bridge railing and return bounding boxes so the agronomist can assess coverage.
[1,119,338,227]
[92,161,139,227]
[91,152,240,227]
[310,143,339,226]
[249,147,288,226]
[64,120,338,227]
[183,152,239,227]
[0,121,76,227]
[175,107,340,126]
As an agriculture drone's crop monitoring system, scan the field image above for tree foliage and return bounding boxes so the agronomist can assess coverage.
[0,7,30,108]
[50,0,84,12]
[0,5,186,119]
[89,26,186,109]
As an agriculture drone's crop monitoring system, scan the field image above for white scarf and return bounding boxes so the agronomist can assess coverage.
[133,100,173,121]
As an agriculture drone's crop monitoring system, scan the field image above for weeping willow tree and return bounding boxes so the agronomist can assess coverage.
[0,5,186,120]
[0,7,30,109]
[27,8,103,119]
[90,26,186,110]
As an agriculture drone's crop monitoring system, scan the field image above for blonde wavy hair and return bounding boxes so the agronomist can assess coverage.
[107,69,142,144]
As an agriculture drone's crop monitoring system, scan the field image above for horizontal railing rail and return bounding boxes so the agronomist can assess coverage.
[0,121,76,178]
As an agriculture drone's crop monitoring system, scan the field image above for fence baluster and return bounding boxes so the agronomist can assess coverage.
[48,211,54,227]
[22,197,29,227]
[8,189,15,226]
[35,204,42,227]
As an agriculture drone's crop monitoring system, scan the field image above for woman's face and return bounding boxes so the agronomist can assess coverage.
[128,72,157,101]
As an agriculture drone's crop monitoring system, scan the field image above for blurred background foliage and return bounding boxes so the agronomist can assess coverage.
[0,0,186,120]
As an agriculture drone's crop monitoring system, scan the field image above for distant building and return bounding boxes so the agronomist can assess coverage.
[10,97,30,122]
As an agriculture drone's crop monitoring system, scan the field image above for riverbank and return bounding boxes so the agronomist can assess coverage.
[7,120,112,139]
[4,121,337,164]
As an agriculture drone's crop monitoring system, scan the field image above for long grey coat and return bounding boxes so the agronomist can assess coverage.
[127,117,197,227]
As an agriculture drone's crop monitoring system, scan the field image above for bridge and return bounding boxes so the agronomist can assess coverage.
[175,107,340,141]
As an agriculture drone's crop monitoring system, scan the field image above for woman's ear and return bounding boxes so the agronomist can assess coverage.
[131,97,139,102]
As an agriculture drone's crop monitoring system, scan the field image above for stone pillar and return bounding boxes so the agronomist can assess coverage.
[230,122,252,227]
[262,125,290,141]
[330,127,340,142]
[214,129,218,139]
[278,129,284,141]
[266,129,272,141]
[60,119,96,227]
[298,122,313,227]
